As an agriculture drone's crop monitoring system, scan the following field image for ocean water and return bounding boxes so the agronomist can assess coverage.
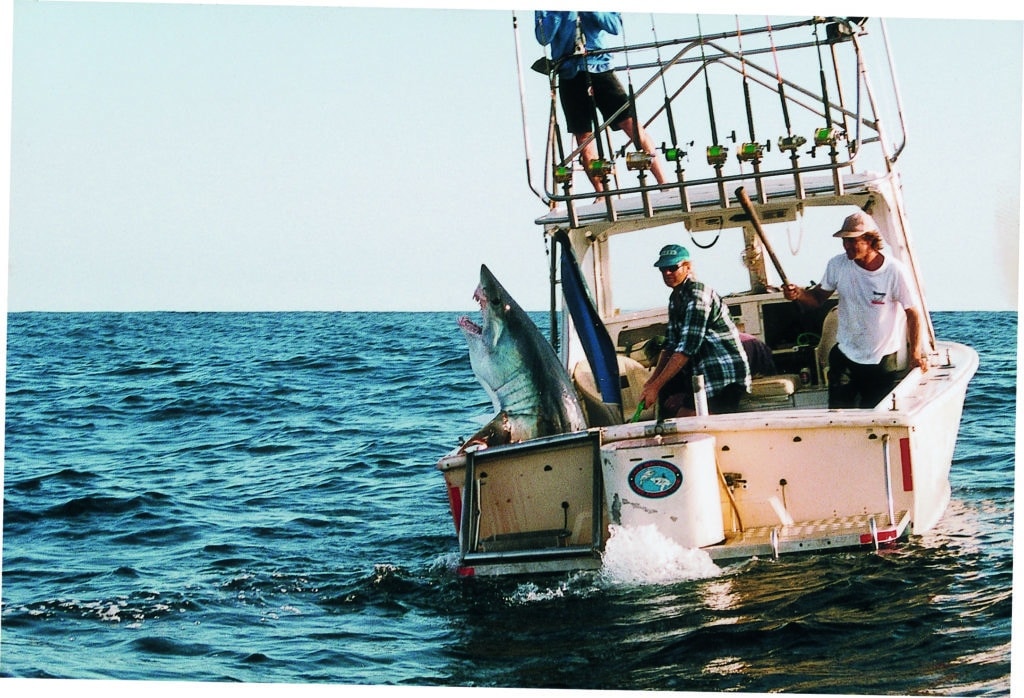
[1,310,1014,695]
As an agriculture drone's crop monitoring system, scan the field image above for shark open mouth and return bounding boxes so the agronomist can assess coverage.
[458,315,482,335]
[457,286,488,335]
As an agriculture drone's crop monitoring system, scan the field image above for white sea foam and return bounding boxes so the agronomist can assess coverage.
[509,581,567,604]
[599,524,722,585]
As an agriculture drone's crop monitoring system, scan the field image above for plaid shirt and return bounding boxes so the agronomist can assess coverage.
[665,277,751,397]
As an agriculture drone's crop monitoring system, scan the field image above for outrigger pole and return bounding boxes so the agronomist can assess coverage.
[512,12,547,205]
[697,15,729,208]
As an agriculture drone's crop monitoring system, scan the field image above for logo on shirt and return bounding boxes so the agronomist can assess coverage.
[871,291,887,305]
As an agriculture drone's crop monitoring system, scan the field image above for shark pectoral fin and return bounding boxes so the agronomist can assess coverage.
[459,411,512,453]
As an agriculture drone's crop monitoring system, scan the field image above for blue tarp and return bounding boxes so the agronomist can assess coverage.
[555,230,622,417]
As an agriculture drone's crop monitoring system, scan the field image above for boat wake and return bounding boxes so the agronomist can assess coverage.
[598,524,722,585]
[503,525,724,604]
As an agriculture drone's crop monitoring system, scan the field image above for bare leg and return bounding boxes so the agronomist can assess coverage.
[575,132,606,193]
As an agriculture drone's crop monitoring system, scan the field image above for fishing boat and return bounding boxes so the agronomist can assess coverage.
[436,14,978,577]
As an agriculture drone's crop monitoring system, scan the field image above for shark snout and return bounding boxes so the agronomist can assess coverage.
[473,284,487,308]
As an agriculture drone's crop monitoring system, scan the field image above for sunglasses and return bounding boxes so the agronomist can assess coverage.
[660,263,684,273]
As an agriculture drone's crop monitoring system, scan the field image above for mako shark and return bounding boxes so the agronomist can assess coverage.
[457,264,587,451]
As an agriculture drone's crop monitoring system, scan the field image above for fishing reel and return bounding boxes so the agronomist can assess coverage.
[585,158,614,178]
[814,126,841,147]
[661,141,692,163]
[778,135,807,153]
[553,156,614,184]
[808,126,846,158]
[737,140,770,163]
[625,150,653,172]
[706,144,729,167]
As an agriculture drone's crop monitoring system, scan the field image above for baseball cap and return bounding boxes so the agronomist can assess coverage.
[653,244,691,267]
[833,210,879,238]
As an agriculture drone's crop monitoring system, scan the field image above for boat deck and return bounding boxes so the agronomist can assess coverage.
[454,511,911,576]
[706,510,911,561]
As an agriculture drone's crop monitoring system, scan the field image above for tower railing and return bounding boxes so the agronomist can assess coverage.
[526,16,906,217]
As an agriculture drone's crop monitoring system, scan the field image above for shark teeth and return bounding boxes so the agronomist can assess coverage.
[458,316,482,335]
[459,285,488,335]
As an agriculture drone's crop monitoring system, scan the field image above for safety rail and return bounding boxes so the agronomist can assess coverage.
[519,15,907,222]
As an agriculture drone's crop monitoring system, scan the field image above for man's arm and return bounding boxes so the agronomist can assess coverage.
[640,350,690,409]
[905,307,929,372]
[535,10,565,46]
[580,11,622,36]
[783,283,834,308]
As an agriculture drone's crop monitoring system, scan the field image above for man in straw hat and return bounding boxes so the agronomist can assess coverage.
[783,210,929,408]
[639,244,750,416]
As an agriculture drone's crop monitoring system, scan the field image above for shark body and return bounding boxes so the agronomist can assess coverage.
[457,264,587,451]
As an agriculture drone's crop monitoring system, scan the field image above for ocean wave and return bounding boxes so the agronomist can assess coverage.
[2,311,1012,691]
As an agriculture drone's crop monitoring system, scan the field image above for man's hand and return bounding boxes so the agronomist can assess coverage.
[912,351,930,373]
[638,382,661,413]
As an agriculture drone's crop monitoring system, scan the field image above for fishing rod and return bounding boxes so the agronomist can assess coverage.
[534,13,596,225]
[814,20,835,134]
[766,16,806,198]
[539,31,577,223]
[812,19,844,194]
[651,13,691,212]
[734,16,768,204]
[550,99,582,228]
[574,13,616,220]
[618,20,654,217]
[696,15,730,208]
[543,50,577,223]
[827,25,854,166]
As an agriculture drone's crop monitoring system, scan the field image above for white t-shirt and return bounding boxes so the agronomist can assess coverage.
[820,253,919,365]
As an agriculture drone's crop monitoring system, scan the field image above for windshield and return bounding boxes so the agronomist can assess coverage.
[606,205,863,313]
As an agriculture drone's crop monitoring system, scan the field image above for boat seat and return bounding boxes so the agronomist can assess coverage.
[751,375,799,398]
[572,355,654,426]
[816,306,839,385]
[740,374,800,410]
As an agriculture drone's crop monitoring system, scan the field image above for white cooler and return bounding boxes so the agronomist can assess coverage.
[600,433,725,548]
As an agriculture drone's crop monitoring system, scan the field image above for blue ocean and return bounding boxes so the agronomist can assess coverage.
[1,310,1014,695]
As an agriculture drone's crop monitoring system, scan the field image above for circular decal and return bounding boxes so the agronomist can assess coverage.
[627,460,682,498]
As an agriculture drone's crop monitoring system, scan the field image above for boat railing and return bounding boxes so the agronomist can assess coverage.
[519,15,907,222]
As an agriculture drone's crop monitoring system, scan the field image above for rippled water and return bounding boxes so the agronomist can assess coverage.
[1,310,1014,695]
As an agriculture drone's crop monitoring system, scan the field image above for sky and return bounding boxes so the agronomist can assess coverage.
[3,0,1023,313]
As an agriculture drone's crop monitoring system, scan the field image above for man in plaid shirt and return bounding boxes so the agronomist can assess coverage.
[639,244,751,416]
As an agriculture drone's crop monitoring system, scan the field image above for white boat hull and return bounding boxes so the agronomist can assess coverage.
[438,340,976,576]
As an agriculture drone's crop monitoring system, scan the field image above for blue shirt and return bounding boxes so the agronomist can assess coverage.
[535,11,622,79]
[665,277,751,397]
